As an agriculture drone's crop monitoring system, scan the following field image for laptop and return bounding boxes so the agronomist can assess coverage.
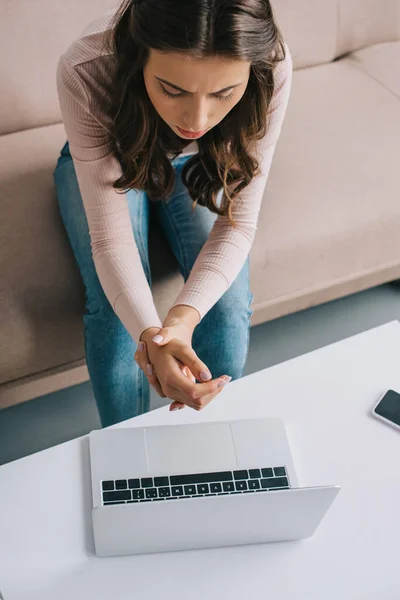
[89,417,340,557]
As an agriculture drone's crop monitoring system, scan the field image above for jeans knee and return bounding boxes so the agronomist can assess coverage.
[213,282,253,323]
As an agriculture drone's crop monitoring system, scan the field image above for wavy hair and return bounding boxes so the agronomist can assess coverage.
[106,0,286,226]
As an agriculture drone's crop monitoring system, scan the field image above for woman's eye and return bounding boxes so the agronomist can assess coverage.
[160,85,234,102]
[218,91,234,102]
[160,86,182,99]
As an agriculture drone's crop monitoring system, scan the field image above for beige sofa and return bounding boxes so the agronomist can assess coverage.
[1,0,400,409]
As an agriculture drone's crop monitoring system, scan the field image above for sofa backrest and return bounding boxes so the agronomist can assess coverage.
[273,0,400,69]
[0,0,399,136]
[0,0,117,136]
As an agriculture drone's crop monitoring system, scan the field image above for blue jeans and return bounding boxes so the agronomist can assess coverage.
[53,142,253,427]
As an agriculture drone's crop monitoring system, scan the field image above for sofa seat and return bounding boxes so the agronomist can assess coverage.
[250,41,400,323]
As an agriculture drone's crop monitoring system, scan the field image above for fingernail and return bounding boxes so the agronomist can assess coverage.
[146,364,153,376]
[138,342,144,352]
[200,369,212,381]
[152,335,164,344]
[217,376,232,388]
[170,406,180,411]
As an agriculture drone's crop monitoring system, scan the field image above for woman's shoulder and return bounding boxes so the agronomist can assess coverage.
[268,41,293,111]
[61,10,117,68]
[57,10,119,118]
[274,41,293,87]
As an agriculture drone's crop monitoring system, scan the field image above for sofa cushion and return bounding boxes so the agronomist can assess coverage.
[344,40,400,97]
[272,0,400,71]
[337,0,400,57]
[272,0,339,69]
[0,0,117,135]
[250,47,400,318]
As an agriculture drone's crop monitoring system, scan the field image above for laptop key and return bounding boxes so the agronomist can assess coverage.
[170,471,233,485]
[184,485,196,495]
[158,487,171,498]
[145,488,158,499]
[248,479,261,490]
[197,484,210,494]
[261,468,273,478]
[141,478,153,488]
[210,483,222,493]
[223,482,235,492]
[102,481,114,491]
[128,479,140,489]
[261,477,289,489]
[115,480,128,490]
[233,470,248,480]
[104,500,126,504]
[132,489,145,500]
[235,481,248,491]
[154,476,169,487]
[274,467,286,477]
[103,490,131,502]
[249,469,261,479]
[171,486,184,496]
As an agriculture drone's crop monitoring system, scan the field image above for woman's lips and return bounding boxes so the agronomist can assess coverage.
[177,126,209,139]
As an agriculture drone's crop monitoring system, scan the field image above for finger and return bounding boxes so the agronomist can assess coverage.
[165,360,230,407]
[150,327,172,347]
[169,366,195,411]
[170,343,217,383]
[181,364,196,383]
[136,341,167,399]
[168,377,229,411]
[165,358,229,400]
[169,402,185,411]
[146,363,168,398]
[169,365,191,411]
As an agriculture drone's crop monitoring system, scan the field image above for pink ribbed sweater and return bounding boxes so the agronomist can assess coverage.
[56,11,293,344]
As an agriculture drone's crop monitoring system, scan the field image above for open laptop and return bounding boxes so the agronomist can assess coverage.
[89,417,340,557]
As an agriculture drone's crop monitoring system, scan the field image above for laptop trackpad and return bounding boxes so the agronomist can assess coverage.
[145,423,238,474]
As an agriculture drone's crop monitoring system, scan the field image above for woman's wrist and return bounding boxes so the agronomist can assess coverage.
[163,304,201,330]
[139,326,162,343]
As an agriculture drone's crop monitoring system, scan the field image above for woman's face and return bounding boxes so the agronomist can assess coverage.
[143,49,251,140]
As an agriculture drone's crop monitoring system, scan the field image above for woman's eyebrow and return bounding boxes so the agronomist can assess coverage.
[155,76,242,94]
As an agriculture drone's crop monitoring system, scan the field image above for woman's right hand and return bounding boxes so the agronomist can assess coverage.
[137,326,231,411]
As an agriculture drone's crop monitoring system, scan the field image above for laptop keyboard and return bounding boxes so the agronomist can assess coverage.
[101,466,289,505]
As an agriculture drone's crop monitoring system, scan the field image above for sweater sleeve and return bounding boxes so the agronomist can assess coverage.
[171,44,293,319]
[56,56,163,345]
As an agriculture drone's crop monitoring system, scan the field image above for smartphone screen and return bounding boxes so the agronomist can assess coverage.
[373,389,400,427]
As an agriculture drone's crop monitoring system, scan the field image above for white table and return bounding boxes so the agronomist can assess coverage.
[1,321,400,600]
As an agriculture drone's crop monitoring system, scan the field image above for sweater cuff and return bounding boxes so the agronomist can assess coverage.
[114,293,163,346]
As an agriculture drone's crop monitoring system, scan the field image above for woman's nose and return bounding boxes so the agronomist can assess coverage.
[183,98,209,131]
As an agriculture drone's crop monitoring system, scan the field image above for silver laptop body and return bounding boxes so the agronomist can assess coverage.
[89,417,339,557]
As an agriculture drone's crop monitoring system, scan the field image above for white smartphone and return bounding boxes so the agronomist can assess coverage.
[372,389,400,431]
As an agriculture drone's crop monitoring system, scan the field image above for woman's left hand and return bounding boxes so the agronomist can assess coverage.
[135,334,195,411]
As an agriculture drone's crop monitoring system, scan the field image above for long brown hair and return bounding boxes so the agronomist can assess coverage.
[106,0,286,226]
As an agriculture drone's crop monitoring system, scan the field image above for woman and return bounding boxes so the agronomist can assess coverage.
[54,0,292,427]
